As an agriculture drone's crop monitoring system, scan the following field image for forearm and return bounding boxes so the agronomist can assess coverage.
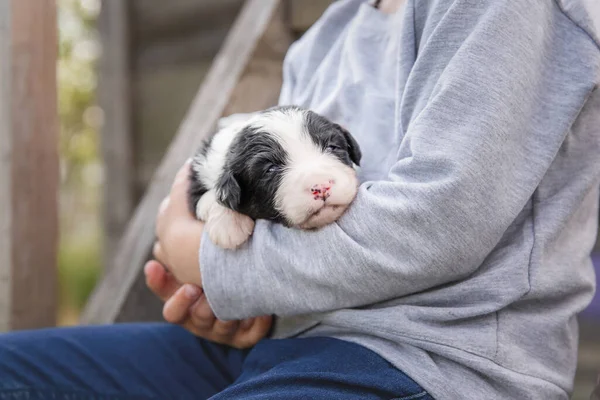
[201,127,552,320]
[201,0,595,320]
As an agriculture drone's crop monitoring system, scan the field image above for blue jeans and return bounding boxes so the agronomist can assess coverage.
[0,323,433,399]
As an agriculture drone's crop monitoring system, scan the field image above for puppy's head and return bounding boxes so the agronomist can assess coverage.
[216,106,361,229]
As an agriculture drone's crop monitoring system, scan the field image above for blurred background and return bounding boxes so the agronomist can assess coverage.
[3,0,599,398]
[58,0,103,325]
[56,0,331,325]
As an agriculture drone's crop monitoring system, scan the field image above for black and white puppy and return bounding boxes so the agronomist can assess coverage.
[188,106,362,249]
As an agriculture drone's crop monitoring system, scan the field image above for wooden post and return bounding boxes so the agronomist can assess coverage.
[82,0,293,324]
[0,0,59,331]
[99,0,134,272]
[0,0,11,332]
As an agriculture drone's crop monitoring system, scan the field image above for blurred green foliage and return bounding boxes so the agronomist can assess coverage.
[58,0,102,324]
[58,233,102,314]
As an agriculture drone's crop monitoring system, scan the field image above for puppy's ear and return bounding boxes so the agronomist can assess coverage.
[335,124,362,166]
[215,170,242,211]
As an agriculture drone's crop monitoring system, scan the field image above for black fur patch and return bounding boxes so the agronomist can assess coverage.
[217,124,288,224]
[303,109,362,167]
[187,135,214,216]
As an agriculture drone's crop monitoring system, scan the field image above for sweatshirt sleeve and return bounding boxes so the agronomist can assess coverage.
[200,0,597,320]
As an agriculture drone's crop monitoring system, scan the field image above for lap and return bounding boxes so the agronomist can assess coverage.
[0,323,247,399]
[0,324,431,400]
[216,336,432,400]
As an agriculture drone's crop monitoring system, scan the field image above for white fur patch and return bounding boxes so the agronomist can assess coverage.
[192,121,244,190]
[191,116,262,248]
[250,108,358,227]
[197,189,254,249]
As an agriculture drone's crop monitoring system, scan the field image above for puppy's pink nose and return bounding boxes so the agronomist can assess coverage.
[311,181,334,201]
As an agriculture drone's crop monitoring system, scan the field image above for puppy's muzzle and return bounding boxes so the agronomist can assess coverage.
[311,181,334,201]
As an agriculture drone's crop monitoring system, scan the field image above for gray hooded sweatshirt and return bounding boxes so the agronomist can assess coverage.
[201,0,600,398]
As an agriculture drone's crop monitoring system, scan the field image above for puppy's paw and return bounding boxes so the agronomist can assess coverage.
[207,208,255,249]
[196,190,217,222]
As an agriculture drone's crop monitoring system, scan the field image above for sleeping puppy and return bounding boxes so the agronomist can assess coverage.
[188,105,362,249]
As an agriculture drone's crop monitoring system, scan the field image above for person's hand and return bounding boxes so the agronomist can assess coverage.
[153,160,203,286]
[149,160,273,348]
[145,260,273,349]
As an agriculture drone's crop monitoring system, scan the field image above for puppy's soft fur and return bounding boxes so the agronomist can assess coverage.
[188,106,362,249]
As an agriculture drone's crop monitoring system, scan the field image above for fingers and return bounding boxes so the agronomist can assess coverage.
[253,315,273,331]
[189,294,216,330]
[230,316,274,349]
[155,272,273,349]
[244,315,273,336]
[187,294,238,336]
[239,318,256,331]
[213,320,240,337]
[144,260,181,301]
[186,295,256,345]
[162,284,202,324]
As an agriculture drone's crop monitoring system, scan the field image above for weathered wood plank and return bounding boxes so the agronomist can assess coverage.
[0,0,58,331]
[132,0,243,44]
[133,64,211,196]
[289,0,333,34]
[135,27,230,70]
[81,0,293,324]
[99,0,134,270]
[0,0,12,332]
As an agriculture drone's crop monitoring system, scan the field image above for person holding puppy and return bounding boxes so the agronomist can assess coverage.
[1,0,599,399]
